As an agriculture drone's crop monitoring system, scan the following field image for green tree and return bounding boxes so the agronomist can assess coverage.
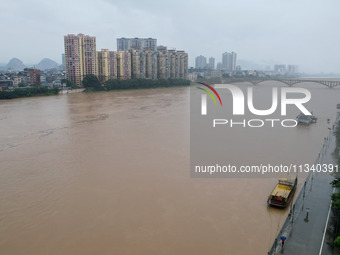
[82,74,102,89]
[61,79,79,89]
[103,78,190,91]
[335,236,340,246]
[0,87,60,100]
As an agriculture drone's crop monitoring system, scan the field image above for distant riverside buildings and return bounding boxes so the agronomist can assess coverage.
[64,35,188,86]
[274,64,286,74]
[191,52,238,80]
[274,64,298,75]
[195,55,207,69]
[222,51,237,71]
[117,37,157,51]
[194,52,236,71]
[287,65,299,75]
[0,68,66,91]
[208,57,215,69]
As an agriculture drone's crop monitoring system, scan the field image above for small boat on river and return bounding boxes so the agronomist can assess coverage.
[267,176,297,208]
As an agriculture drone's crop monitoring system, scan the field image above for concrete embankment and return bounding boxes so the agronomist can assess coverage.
[59,88,85,94]
[268,114,340,255]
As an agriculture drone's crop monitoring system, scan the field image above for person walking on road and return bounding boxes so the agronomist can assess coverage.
[306,208,310,219]
[280,236,286,248]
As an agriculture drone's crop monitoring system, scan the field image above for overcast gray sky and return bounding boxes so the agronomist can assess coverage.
[1,0,339,73]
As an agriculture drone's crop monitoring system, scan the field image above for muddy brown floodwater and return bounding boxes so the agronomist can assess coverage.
[0,82,339,254]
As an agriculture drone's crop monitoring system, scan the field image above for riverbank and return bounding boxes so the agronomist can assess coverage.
[0,78,190,100]
[84,77,190,92]
[0,87,60,100]
[268,115,340,254]
[59,88,85,94]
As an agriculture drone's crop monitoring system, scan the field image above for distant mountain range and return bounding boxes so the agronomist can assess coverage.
[4,58,59,71]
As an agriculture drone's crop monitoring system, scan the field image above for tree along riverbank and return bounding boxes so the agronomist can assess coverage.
[82,74,190,92]
[0,87,60,100]
[0,76,191,100]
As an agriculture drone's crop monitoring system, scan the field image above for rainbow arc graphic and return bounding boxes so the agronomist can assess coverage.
[196,82,222,106]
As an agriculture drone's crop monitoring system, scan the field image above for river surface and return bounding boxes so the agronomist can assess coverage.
[0,81,339,255]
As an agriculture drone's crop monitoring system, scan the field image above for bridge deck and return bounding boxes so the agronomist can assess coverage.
[221,78,340,88]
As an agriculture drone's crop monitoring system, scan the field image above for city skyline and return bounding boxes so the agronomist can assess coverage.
[64,34,188,85]
[1,0,340,73]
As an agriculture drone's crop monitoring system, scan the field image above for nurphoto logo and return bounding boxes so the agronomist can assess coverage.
[197,82,312,128]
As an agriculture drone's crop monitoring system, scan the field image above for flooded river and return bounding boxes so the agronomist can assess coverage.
[0,81,339,254]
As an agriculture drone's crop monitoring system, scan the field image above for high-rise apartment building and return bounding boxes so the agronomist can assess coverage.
[208,57,215,69]
[64,33,98,86]
[195,55,207,69]
[97,49,110,82]
[157,50,170,79]
[97,49,118,82]
[222,51,237,71]
[108,51,117,80]
[117,51,131,80]
[178,51,188,79]
[81,34,98,77]
[131,50,140,79]
[117,38,157,51]
[169,50,179,79]
[64,34,82,85]
[130,50,146,79]
[157,45,167,51]
[145,51,158,79]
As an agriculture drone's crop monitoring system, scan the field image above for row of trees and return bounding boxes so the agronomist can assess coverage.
[330,120,340,246]
[82,74,190,91]
[0,75,190,99]
[0,87,60,99]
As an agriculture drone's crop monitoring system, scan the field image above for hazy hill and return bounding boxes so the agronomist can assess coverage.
[7,58,25,71]
[36,58,58,70]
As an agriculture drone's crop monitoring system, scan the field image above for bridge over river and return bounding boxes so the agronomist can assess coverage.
[221,78,340,88]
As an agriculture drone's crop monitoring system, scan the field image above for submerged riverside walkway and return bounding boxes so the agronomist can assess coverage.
[268,114,340,255]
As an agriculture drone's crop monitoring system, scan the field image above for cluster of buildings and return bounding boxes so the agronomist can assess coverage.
[195,56,215,69]
[190,51,299,81]
[64,35,189,86]
[274,64,299,75]
[195,52,237,71]
[190,51,238,81]
[0,68,65,91]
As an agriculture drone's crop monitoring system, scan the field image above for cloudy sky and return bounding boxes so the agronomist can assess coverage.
[1,0,339,73]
